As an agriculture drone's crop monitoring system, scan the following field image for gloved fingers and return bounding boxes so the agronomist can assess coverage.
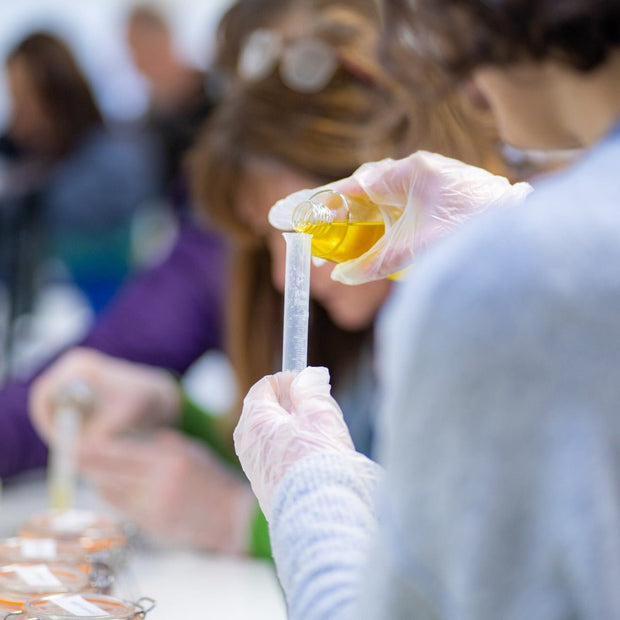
[330,203,420,284]
[329,173,507,286]
[330,239,395,284]
[351,155,416,209]
[346,152,469,218]
[410,151,533,212]
[331,153,534,285]
[235,404,296,473]
[332,152,456,207]
[235,399,290,446]
[290,367,355,450]
[387,150,485,209]
[325,171,368,201]
[235,368,357,518]
[289,366,332,402]
[239,369,349,444]
[290,367,340,417]
[243,371,295,408]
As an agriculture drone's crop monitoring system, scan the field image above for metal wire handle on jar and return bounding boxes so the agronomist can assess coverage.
[134,597,156,618]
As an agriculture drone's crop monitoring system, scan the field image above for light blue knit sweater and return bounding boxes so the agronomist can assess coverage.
[270,119,620,620]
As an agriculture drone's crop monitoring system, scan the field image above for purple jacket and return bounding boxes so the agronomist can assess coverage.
[0,222,227,479]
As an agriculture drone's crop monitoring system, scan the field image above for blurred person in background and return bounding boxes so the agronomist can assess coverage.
[0,32,158,314]
[0,6,229,506]
[0,0,285,554]
[231,0,620,617]
[26,0,517,557]
[126,3,222,211]
[0,9,229,485]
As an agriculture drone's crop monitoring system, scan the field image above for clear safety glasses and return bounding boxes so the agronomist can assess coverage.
[237,28,339,94]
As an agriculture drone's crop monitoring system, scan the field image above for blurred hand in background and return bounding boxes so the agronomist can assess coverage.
[29,347,181,443]
[80,429,255,553]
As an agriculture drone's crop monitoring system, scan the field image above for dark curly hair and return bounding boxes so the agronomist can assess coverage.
[382,0,620,90]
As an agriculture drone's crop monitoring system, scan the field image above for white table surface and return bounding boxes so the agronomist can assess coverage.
[0,472,287,619]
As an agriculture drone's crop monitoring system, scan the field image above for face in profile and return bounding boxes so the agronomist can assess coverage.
[474,64,582,150]
[237,162,392,332]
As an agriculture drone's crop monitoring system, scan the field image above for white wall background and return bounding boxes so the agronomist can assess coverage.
[0,0,234,128]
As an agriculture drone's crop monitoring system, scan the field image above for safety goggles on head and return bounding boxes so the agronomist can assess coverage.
[237,28,339,94]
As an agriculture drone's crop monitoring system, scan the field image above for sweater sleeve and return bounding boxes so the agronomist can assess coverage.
[269,453,382,619]
[0,382,48,478]
[354,187,620,619]
[81,221,227,373]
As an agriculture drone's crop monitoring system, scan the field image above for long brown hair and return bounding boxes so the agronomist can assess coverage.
[191,0,503,401]
[7,32,103,157]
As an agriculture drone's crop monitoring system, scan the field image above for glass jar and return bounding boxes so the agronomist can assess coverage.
[292,189,400,263]
[10,594,155,619]
[0,539,88,569]
[0,539,114,597]
[19,511,126,562]
[0,564,90,615]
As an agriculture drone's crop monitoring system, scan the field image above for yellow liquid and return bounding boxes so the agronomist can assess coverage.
[49,479,73,512]
[295,221,385,263]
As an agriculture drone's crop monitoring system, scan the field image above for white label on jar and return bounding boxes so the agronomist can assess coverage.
[54,595,107,616]
[20,538,58,560]
[14,564,62,587]
[52,510,96,533]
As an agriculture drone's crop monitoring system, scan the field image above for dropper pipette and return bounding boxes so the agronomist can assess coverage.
[48,380,93,512]
[282,232,312,372]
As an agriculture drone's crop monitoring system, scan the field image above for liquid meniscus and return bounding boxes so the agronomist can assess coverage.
[295,220,385,263]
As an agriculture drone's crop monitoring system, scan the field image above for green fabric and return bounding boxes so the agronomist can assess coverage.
[177,392,238,470]
[177,391,272,559]
[249,505,272,559]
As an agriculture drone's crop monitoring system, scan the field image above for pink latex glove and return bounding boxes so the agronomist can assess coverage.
[234,367,357,518]
[269,151,532,285]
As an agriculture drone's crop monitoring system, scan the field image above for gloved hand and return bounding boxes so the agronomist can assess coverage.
[30,348,181,443]
[234,366,357,518]
[80,430,256,554]
[269,151,532,284]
